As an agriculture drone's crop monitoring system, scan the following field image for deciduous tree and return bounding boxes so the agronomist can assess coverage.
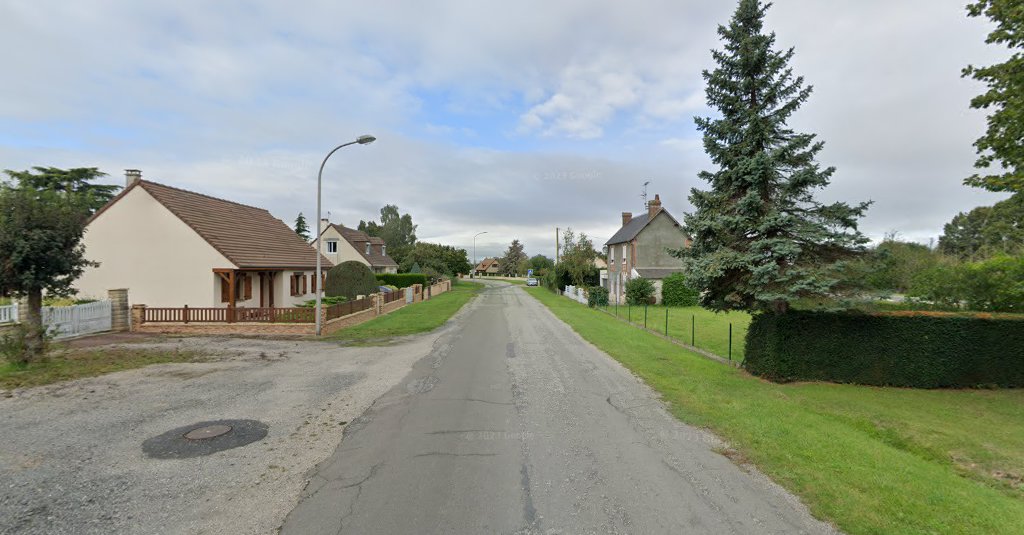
[359,205,417,266]
[962,0,1024,193]
[0,180,96,362]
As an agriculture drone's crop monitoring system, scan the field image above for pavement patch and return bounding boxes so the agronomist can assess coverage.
[142,419,269,459]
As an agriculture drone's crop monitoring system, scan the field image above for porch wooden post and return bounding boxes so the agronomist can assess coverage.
[228,271,236,322]
[268,272,276,308]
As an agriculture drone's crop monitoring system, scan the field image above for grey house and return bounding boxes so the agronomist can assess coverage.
[604,194,689,304]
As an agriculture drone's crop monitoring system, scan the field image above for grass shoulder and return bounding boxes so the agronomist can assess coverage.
[1,346,205,390]
[327,280,484,344]
[523,286,1024,535]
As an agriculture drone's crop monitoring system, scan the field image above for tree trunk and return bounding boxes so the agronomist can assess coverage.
[771,299,790,314]
[21,289,45,362]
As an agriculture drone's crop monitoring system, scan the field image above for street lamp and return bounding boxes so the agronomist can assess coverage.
[315,134,376,336]
[472,231,487,279]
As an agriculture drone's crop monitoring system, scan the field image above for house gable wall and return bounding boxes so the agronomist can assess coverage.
[76,186,236,307]
[318,226,371,268]
[634,211,686,268]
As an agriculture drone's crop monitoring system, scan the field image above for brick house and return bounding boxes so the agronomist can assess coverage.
[317,220,399,274]
[604,194,690,304]
[75,171,331,309]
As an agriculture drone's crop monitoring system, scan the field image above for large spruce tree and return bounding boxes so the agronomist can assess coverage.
[677,0,869,314]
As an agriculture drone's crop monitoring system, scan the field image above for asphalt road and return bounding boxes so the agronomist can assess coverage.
[282,281,837,534]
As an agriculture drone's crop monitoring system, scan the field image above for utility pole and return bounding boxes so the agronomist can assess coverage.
[555,227,560,265]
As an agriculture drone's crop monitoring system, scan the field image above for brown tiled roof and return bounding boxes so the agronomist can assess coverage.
[92,180,331,269]
[322,224,399,268]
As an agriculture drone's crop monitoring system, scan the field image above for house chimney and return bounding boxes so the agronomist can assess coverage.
[125,169,142,187]
[319,218,331,234]
[648,194,662,217]
[622,212,632,226]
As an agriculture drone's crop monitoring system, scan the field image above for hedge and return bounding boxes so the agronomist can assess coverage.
[376,273,428,288]
[661,272,699,306]
[744,310,1024,388]
[325,261,378,299]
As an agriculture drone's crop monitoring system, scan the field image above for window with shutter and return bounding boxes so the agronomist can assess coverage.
[290,275,297,296]
[301,274,307,295]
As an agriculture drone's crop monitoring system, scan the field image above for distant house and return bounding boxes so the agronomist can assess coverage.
[75,171,330,309]
[474,258,501,276]
[604,194,689,304]
[317,220,399,274]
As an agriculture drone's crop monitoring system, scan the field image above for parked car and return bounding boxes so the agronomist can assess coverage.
[526,278,539,286]
[378,286,393,293]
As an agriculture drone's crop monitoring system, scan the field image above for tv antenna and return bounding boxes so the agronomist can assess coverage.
[641,180,651,208]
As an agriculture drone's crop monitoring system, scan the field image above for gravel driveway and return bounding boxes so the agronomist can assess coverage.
[0,329,453,535]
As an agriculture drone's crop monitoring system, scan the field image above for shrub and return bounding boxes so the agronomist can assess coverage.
[297,295,348,308]
[325,261,378,300]
[376,273,428,289]
[661,272,699,306]
[909,255,1024,313]
[1,323,50,366]
[625,277,655,305]
[744,310,1024,388]
[587,286,609,307]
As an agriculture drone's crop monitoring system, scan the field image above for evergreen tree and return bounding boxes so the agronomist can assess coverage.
[676,0,869,314]
[499,239,528,276]
[4,167,119,214]
[294,212,311,242]
[962,0,1024,193]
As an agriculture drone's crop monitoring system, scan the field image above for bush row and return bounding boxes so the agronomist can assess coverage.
[376,273,428,288]
[744,310,1024,388]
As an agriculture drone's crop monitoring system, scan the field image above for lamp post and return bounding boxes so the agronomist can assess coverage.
[315,134,376,336]
[472,231,487,279]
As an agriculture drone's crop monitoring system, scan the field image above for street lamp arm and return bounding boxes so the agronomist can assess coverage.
[315,135,375,336]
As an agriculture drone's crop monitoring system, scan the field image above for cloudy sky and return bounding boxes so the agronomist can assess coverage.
[1,0,1012,259]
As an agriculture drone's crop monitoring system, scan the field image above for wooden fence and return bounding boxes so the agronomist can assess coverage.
[326,297,372,320]
[142,306,316,324]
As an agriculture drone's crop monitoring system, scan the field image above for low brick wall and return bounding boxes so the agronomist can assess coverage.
[321,307,377,336]
[134,321,314,336]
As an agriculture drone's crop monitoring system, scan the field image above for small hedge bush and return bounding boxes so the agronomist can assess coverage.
[376,273,428,288]
[661,272,699,306]
[587,286,609,307]
[298,295,348,308]
[625,277,655,305]
[325,261,379,299]
[744,310,1024,388]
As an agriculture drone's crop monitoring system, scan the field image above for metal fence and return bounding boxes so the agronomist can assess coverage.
[42,301,112,340]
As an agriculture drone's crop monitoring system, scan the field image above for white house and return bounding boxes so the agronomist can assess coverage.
[317,220,399,274]
[75,170,331,309]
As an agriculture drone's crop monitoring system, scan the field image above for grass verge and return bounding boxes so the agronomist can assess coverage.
[600,303,751,360]
[0,347,205,390]
[525,286,1024,535]
[327,281,484,343]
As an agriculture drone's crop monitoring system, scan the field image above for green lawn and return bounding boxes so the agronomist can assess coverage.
[600,302,751,360]
[0,347,205,390]
[525,287,1024,535]
[327,281,483,343]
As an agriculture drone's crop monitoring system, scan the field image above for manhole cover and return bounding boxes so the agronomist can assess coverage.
[184,424,232,440]
[143,419,268,459]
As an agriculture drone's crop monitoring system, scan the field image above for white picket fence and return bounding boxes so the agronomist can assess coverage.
[562,285,589,305]
[0,302,18,324]
[1,301,112,339]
